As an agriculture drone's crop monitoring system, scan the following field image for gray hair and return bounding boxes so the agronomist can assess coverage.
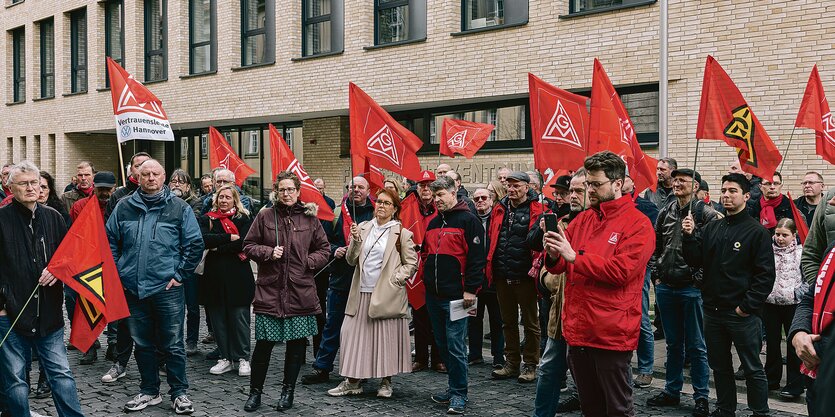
[6,160,40,187]
[572,168,587,180]
[429,175,457,193]
[445,170,460,181]
[658,157,678,169]
[214,169,235,182]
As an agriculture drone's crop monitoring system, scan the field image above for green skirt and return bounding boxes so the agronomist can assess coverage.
[254,314,318,342]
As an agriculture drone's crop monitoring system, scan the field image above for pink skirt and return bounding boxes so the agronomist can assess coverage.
[338,292,412,379]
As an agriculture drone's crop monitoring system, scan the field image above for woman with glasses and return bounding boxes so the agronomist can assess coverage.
[327,188,417,398]
[242,171,330,412]
[37,171,71,225]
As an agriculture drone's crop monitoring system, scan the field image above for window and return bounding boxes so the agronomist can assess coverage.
[463,0,503,29]
[373,0,426,46]
[241,0,275,66]
[245,130,260,156]
[105,0,124,88]
[70,9,88,93]
[428,106,524,145]
[189,0,216,74]
[302,0,331,56]
[144,0,167,82]
[39,19,54,98]
[11,27,25,102]
[569,0,654,15]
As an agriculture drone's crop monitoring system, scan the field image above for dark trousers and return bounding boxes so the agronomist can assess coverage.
[250,338,306,390]
[207,305,251,362]
[467,291,504,365]
[183,278,200,345]
[313,272,328,358]
[704,309,769,415]
[496,277,540,367]
[763,303,803,393]
[568,346,634,417]
[413,305,442,365]
[538,296,551,355]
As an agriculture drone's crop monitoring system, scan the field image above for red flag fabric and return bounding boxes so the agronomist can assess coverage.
[399,193,426,246]
[47,198,129,352]
[696,55,783,179]
[208,126,256,187]
[406,257,426,310]
[268,124,335,221]
[349,82,424,181]
[439,118,494,159]
[528,73,590,173]
[589,59,658,194]
[787,192,810,244]
[796,65,835,165]
[106,57,174,143]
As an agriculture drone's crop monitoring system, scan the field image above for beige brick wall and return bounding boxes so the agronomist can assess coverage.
[0,0,831,196]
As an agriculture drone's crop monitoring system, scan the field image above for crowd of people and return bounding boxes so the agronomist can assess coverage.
[0,149,833,417]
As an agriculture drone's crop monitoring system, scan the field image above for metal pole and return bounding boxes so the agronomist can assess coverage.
[659,0,669,158]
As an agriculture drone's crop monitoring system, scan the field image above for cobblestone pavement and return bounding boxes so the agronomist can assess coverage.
[26,313,809,417]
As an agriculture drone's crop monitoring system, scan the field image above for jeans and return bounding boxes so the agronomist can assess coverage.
[183,278,200,345]
[426,293,469,400]
[312,289,348,373]
[655,284,710,400]
[533,337,567,417]
[0,316,84,417]
[467,290,504,364]
[125,287,189,400]
[704,309,769,415]
[637,269,654,374]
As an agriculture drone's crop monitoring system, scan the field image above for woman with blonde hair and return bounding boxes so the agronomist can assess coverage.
[327,188,418,398]
[384,177,404,198]
[199,185,254,377]
[487,179,506,202]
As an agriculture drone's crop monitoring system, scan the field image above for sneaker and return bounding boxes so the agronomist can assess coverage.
[693,398,710,417]
[491,363,520,380]
[101,363,127,383]
[327,379,363,397]
[633,373,652,388]
[173,395,194,415]
[301,367,330,385]
[124,393,162,412]
[79,347,98,365]
[779,389,802,401]
[31,411,51,417]
[201,333,215,344]
[517,364,537,383]
[238,359,251,376]
[377,379,393,398]
[210,359,233,375]
[646,391,680,406]
[185,342,198,357]
[556,393,581,413]
[709,409,735,417]
[447,396,466,415]
[430,391,451,405]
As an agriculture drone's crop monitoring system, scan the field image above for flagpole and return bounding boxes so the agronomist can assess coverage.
[689,138,701,216]
[117,140,127,187]
[777,127,797,175]
[0,285,40,349]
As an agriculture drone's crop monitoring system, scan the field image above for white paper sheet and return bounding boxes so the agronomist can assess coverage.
[449,299,477,321]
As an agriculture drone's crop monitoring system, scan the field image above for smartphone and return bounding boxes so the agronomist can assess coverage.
[544,213,558,234]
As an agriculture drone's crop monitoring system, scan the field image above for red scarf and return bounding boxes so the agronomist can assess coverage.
[78,185,94,197]
[129,176,139,185]
[759,194,783,229]
[207,208,246,261]
[802,244,835,379]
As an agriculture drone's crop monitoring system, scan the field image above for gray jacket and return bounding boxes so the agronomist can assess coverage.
[801,188,835,284]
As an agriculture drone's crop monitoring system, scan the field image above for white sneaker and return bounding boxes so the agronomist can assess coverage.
[327,379,363,397]
[124,393,163,412]
[101,363,127,383]
[238,359,251,376]
[209,359,233,375]
[377,379,393,398]
[31,411,51,417]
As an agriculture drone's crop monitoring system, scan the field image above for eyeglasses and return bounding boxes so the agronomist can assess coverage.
[376,200,394,207]
[277,187,297,194]
[14,180,40,188]
[584,180,613,189]
[473,196,489,202]
[801,181,823,186]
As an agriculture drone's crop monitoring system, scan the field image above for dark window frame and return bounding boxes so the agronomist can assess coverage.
[374,0,409,46]
[460,0,503,31]
[565,0,656,17]
[104,0,125,88]
[144,0,168,82]
[569,82,660,147]
[189,0,216,74]
[301,0,332,57]
[11,27,25,103]
[70,8,88,94]
[240,0,275,66]
[39,18,54,99]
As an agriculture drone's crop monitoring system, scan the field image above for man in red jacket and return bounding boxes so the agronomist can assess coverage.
[544,151,655,417]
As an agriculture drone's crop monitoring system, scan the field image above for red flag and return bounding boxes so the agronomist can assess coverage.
[439,118,493,158]
[528,73,590,173]
[406,257,426,310]
[787,192,810,244]
[399,193,425,246]
[47,198,129,352]
[269,124,335,221]
[589,59,658,194]
[349,82,424,181]
[696,55,782,179]
[796,65,835,165]
[208,126,256,187]
[106,57,174,143]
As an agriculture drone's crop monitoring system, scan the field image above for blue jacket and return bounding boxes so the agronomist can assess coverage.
[106,187,204,299]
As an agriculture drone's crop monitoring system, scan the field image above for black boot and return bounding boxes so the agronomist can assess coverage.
[243,388,262,412]
[275,384,295,411]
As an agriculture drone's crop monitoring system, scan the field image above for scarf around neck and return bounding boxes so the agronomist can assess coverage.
[759,194,784,229]
[207,208,247,260]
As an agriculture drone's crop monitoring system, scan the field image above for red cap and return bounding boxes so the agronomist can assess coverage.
[417,170,436,183]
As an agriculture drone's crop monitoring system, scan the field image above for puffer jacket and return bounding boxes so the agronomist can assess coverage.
[653,198,720,287]
[422,201,486,300]
[106,187,205,299]
[488,190,545,283]
[801,188,835,284]
[0,200,67,336]
[244,201,330,318]
[767,240,804,305]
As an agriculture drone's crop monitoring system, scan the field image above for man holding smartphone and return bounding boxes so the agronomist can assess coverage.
[543,152,655,416]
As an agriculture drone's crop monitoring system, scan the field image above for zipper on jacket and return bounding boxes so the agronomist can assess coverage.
[435,215,446,296]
